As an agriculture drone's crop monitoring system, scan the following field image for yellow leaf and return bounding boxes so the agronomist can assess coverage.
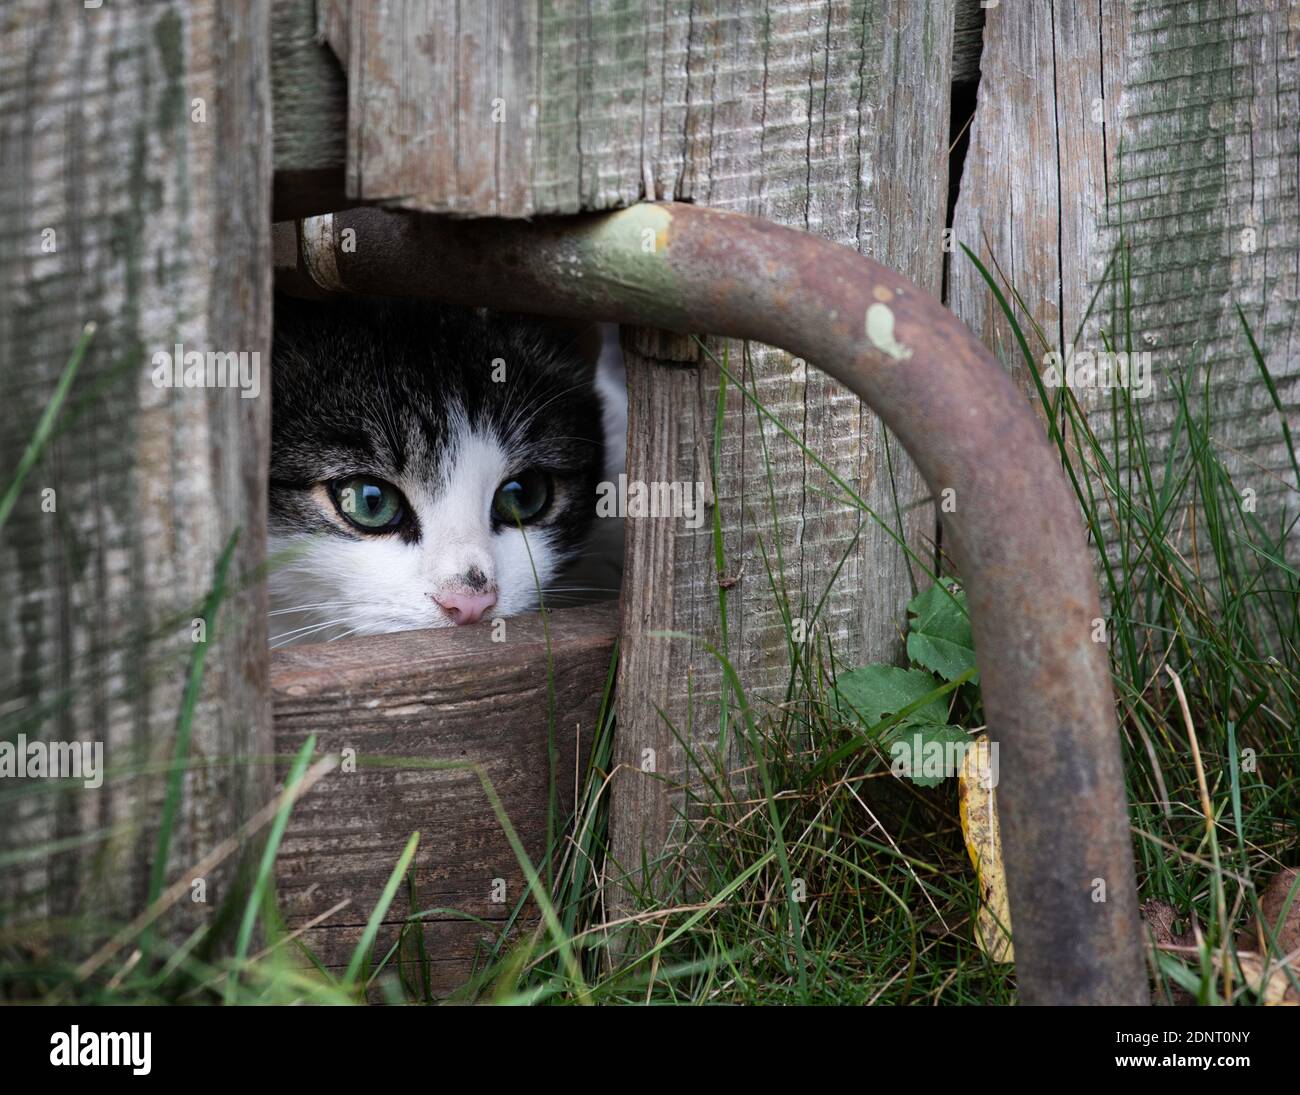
[1223,952,1299,1006]
[958,734,1013,963]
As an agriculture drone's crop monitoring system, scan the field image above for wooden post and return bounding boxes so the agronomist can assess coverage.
[0,1,273,943]
[606,1,954,915]
[610,329,706,891]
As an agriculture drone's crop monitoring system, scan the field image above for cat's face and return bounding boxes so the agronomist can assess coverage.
[268,296,605,645]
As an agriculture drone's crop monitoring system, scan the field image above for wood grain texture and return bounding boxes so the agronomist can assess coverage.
[952,0,985,84]
[271,0,350,219]
[950,0,1299,539]
[0,0,273,937]
[610,330,706,882]
[346,0,536,216]
[608,2,952,907]
[333,0,957,226]
[271,603,616,994]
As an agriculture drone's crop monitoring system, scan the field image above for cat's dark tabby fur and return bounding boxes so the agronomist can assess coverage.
[269,295,610,645]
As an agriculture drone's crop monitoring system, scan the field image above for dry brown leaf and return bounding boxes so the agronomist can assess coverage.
[1211,951,1298,1006]
[957,734,1012,963]
[1234,868,1300,1005]
[1240,868,1300,954]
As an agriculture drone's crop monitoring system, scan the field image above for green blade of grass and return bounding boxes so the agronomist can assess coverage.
[1237,303,1300,492]
[0,321,95,533]
[343,830,420,991]
[145,530,240,918]
[226,733,317,1002]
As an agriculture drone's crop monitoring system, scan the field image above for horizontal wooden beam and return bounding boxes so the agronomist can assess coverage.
[271,602,616,998]
[270,1,978,220]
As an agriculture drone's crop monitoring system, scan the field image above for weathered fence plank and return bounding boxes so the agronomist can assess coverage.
[0,1,273,938]
[610,329,706,893]
[951,0,1299,530]
[346,0,536,216]
[271,0,349,219]
[271,603,615,994]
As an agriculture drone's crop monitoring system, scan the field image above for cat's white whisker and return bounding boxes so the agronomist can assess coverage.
[269,616,356,646]
[268,601,357,617]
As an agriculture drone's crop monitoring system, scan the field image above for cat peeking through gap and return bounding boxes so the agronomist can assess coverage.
[268,295,624,647]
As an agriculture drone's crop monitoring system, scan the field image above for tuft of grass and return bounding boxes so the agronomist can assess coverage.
[960,241,1298,1003]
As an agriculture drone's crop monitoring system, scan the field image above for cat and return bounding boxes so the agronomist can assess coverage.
[268,294,624,647]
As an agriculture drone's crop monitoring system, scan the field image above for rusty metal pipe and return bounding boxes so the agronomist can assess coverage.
[281,202,1149,1005]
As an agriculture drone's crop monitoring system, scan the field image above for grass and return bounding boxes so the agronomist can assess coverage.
[1,241,1296,1004]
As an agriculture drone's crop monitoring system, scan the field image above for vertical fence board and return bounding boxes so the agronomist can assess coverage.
[951,0,1299,541]
[0,0,272,939]
[346,0,536,216]
[610,330,707,886]
[608,0,952,909]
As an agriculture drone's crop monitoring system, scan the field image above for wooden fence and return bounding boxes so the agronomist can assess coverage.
[1,0,1295,996]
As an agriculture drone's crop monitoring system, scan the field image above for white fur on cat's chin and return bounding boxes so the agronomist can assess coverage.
[268,421,567,647]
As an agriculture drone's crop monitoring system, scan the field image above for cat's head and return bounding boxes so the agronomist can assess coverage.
[268,295,605,644]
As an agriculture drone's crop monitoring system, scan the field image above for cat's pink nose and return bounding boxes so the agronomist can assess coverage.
[433,589,497,625]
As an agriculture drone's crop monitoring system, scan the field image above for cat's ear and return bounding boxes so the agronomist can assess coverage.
[568,321,605,377]
[525,316,605,379]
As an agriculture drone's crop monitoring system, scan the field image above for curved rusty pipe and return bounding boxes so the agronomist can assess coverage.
[280,202,1149,1005]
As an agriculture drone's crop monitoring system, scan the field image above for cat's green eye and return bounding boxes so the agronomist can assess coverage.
[492,468,551,525]
[331,476,406,531]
